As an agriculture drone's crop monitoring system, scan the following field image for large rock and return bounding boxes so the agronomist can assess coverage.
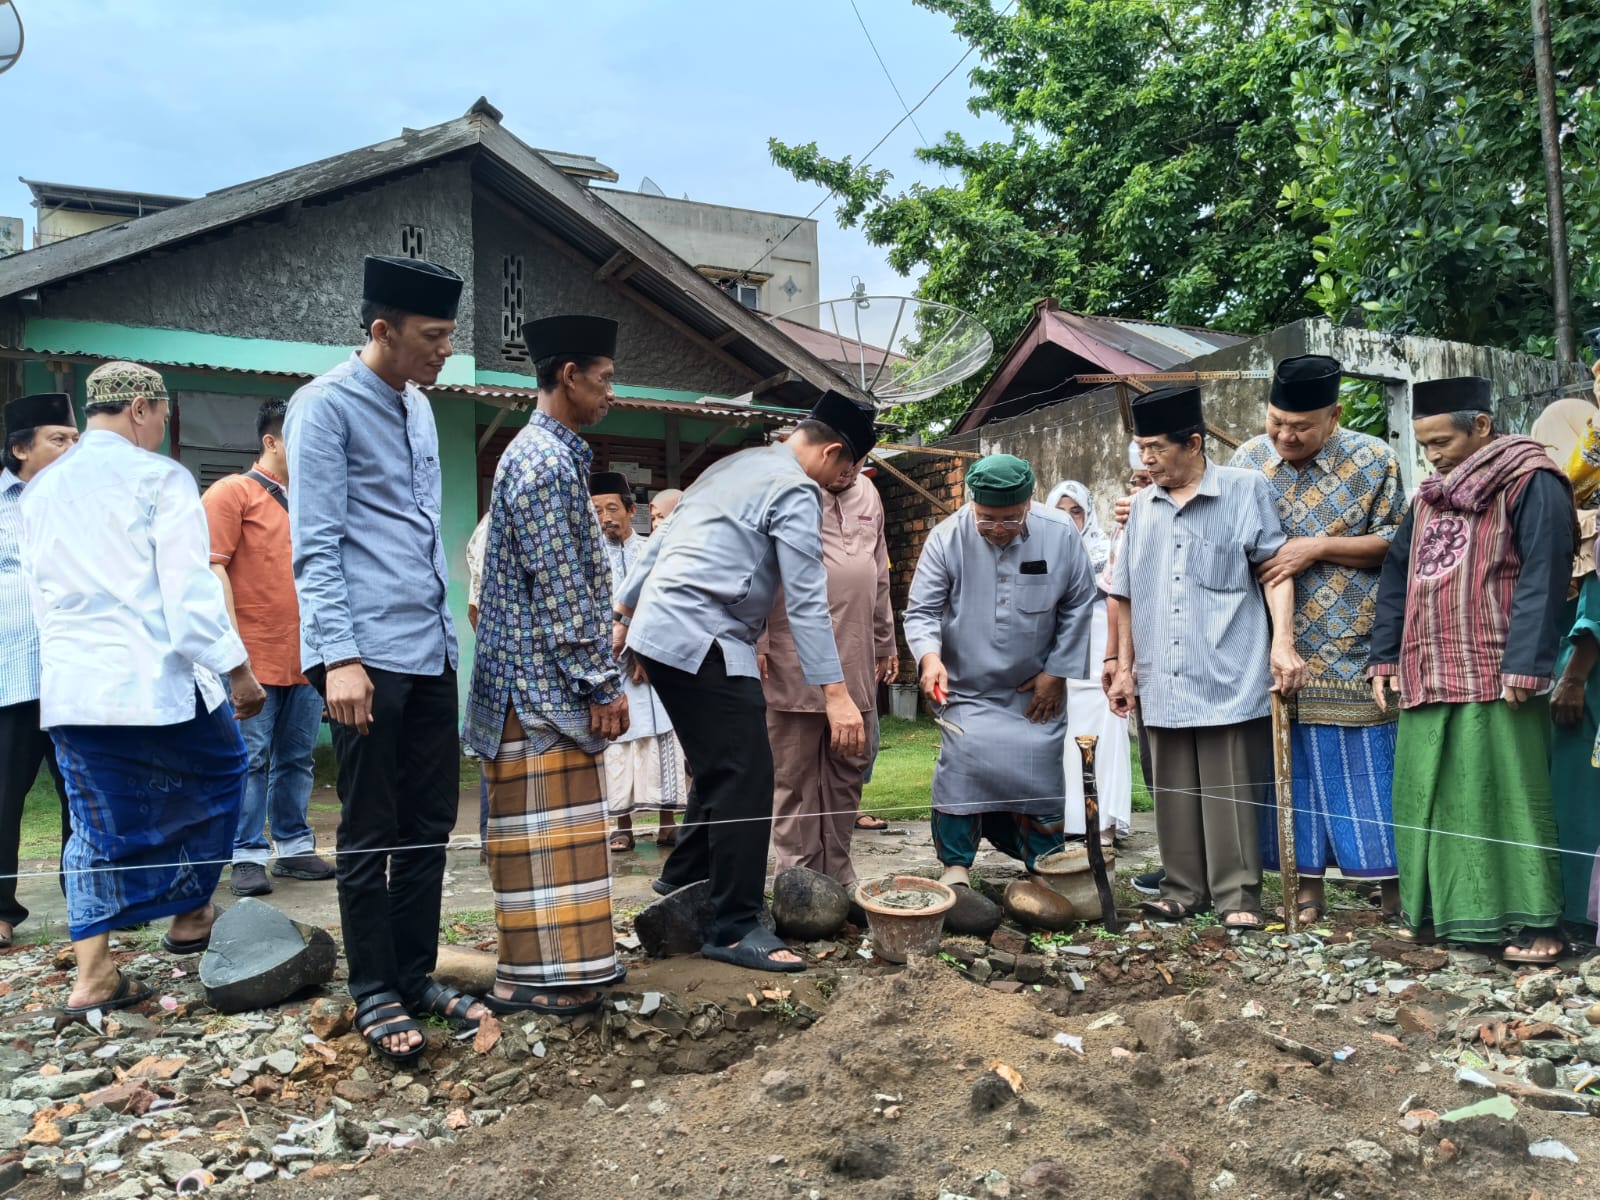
[634,880,774,958]
[772,868,850,940]
[1002,879,1076,931]
[433,945,497,995]
[10,1068,112,1102]
[199,898,336,1013]
[944,884,1003,937]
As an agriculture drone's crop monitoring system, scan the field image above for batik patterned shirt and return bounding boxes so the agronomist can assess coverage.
[1231,427,1403,725]
[464,413,622,757]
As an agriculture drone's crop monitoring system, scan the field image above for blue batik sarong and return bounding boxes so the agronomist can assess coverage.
[1261,721,1398,879]
[51,695,246,939]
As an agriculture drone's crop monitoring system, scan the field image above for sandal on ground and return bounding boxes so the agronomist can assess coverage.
[408,978,482,1029]
[854,814,890,832]
[1392,924,1436,944]
[701,926,805,974]
[651,876,704,898]
[62,971,153,1020]
[481,985,604,1017]
[609,831,636,854]
[355,991,425,1067]
[1138,897,1201,921]
[1503,929,1569,966]
[160,933,210,955]
[1275,904,1325,926]
[1221,911,1267,931]
[654,827,678,848]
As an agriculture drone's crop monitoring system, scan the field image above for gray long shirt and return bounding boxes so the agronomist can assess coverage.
[618,443,843,685]
[1107,463,1285,728]
[902,503,1096,815]
[286,354,457,675]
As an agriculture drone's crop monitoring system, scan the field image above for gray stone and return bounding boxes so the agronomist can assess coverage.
[57,1162,86,1194]
[242,1161,277,1182]
[1527,1059,1559,1088]
[944,885,1003,937]
[771,868,851,940]
[1226,1090,1265,1118]
[200,898,337,1013]
[9,1067,113,1102]
[0,1160,25,1193]
[638,992,662,1018]
[263,1049,298,1076]
[143,1149,203,1186]
[1343,1140,1393,1172]
[1518,973,1559,1007]
[98,1181,148,1200]
[634,879,775,957]
[761,1068,808,1102]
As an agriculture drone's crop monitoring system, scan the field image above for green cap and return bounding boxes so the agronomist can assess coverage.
[966,453,1035,506]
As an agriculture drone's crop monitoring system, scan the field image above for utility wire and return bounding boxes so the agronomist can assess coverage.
[849,0,930,147]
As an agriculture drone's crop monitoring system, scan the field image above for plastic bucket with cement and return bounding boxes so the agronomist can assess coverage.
[855,875,957,963]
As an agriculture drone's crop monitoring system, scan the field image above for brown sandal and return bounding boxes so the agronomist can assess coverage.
[608,831,635,854]
[654,826,678,848]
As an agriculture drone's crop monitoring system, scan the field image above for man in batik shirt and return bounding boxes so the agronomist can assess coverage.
[1231,355,1404,924]
[465,314,628,1017]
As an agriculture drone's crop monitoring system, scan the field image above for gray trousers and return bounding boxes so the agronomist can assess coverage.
[1146,719,1270,916]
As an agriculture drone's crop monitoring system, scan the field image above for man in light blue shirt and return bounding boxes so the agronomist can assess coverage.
[616,391,874,973]
[286,256,484,1066]
[0,392,78,947]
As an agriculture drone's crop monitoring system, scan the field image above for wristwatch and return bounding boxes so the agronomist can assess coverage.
[612,610,632,626]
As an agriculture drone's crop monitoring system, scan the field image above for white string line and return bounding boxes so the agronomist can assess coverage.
[6,766,1596,881]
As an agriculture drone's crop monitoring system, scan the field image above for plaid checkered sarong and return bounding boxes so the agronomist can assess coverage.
[485,713,618,988]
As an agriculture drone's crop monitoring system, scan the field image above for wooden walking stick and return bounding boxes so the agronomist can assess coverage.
[1270,692,1298,934]
[1076,734,1122,933]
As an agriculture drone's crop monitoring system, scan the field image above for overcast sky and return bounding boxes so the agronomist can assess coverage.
[0,0,1002,321]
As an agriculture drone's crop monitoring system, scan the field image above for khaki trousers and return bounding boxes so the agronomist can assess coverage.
[767,708,878,886]
[1146,719,1270,916]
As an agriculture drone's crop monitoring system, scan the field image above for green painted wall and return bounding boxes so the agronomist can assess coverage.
[433,396,479,702]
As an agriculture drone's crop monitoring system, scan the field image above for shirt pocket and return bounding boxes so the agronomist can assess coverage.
[1194,539,1246,592]
[1014,579,1055,614]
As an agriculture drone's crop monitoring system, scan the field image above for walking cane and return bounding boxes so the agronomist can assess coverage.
[1270,692,1299,934]
[1076,734,1122,933]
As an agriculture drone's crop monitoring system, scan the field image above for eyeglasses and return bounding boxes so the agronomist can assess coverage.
[974,518,1025,531]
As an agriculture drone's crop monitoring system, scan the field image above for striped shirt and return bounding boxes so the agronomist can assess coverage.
[0,470,40,707]
[1108,463,1286,728]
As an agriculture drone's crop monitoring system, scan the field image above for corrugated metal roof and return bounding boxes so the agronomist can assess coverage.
[1053,310,1247,371]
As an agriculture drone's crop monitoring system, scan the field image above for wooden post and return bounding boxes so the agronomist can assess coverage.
[1270,693,1298,934]
[1532,0,1576,363]
[1076,735,1121,933]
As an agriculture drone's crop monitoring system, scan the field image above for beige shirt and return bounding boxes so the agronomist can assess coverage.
[761,473,894,712]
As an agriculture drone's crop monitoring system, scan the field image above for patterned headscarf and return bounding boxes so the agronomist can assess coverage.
[85,361,169,410]
[1043,480,1110,571]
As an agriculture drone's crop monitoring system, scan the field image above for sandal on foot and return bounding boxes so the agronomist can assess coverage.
[701,927,805,974]
[409,979,482,1029]
[1139,897,1200,921]
[62,971,153,1020]
[1503,929,1569,966]
[1275,904,1325,926]
[481,986,604,1017]
[1222,911,1267,931]
[355,991,425,1067]
[609,831,636,854]
[854,814,890,832]
[1392,924,1436,944]
[160,933,210,955]
[654,827,678,848]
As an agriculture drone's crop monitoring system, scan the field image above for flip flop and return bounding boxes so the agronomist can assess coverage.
[609,831,636,854]
[700,927,805,974]
[1503,929,1569,966]
[854,815,890,832]
[1221,911,1267,932]
[480,986,605,1017]
[1138,897,1201,921]
[62,972,154,1020]
[160,934,210,955]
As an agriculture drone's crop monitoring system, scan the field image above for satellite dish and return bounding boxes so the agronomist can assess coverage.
[0,2,23,74]
[769,295,993,408]
[638,176,666,197]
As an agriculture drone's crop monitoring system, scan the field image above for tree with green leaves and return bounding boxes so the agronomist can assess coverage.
[1287,0,1600,353]
[772,0,1323,429]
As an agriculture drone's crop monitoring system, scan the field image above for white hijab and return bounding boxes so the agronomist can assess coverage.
[1043,480,1110,571]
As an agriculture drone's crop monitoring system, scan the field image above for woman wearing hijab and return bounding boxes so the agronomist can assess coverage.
[1044,480,1131,845]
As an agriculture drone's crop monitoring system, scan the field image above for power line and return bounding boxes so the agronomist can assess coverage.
[742,0,1019,285]
[849,0,929,147]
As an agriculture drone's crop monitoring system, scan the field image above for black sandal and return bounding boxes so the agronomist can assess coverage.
[62,971,154,1020]
[481,986,605,1017]
[409,978,482,1029]
[355,991,425,1067]
[1221,911,1266,931]
[1139,897,1200,921]
[1503,928,1569,966]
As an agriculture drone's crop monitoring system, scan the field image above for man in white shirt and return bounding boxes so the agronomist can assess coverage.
[21,361,265,1019]
[0,392,79,948]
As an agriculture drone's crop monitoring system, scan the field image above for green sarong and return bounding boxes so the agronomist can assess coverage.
[1551,581,1600,933]
[1393,698,1562,943]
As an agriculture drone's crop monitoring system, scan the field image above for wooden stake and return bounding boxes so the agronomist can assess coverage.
[1271,693,1298,934]
[1076,734,1121,933]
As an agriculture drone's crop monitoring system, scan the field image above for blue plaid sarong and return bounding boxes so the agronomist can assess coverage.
[51,694,246,939]
[1261,721,1399,879]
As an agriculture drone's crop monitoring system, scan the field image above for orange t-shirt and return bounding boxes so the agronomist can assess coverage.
[202,466,304,687]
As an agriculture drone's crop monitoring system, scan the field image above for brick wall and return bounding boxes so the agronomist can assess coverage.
[875,453,967,681]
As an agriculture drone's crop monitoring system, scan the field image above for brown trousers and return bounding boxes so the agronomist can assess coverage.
[1146,719,1270,917]
[767,708,879,886]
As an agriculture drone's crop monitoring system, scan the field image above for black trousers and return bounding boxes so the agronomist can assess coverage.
[308,666,458,1005]
[0,699,69,928]
[641,646,772,946]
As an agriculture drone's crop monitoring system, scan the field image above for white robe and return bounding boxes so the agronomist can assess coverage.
[1061,596,1132,836]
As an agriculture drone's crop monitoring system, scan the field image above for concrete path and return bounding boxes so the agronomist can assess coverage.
[10,785,1162,942]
